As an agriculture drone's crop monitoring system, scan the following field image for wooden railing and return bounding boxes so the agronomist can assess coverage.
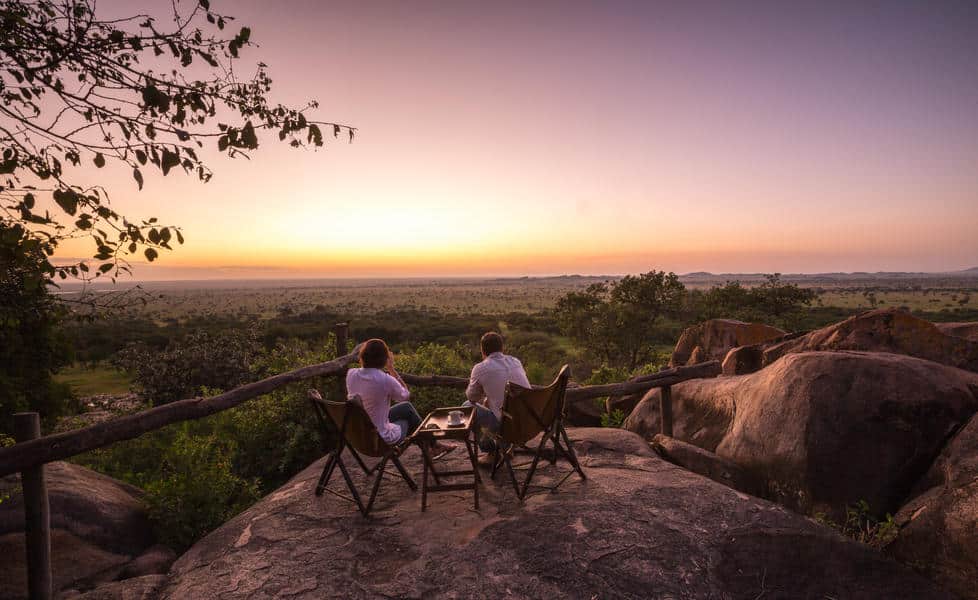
[1,323,719,599]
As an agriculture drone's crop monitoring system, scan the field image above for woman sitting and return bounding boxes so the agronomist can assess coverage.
[341,338,452,456]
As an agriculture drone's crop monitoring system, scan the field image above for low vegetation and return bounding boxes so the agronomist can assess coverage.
[3,270,976,549]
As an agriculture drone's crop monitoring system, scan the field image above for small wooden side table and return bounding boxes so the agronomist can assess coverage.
[411,406,482,511]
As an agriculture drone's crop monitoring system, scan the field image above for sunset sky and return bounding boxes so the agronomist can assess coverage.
[56,0,978,279]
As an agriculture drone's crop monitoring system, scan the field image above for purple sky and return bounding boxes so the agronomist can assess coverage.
[58,0,978,278]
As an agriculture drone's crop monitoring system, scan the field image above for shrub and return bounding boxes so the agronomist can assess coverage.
[814,500,899,550]
[115,327,265,405]
[393,343,470,417]
[142,428,260,550]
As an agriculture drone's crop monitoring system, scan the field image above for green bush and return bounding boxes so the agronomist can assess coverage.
[393,342,470,417]
[814,500,899,550]
[115,327,265,405]
[77,421,259,550]
[76,340,341,549]
[142,428,260,550]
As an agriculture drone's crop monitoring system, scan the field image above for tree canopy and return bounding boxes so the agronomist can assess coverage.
[0,0,353,286]
[554,271,686,370]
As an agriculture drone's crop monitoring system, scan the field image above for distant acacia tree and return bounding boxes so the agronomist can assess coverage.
[554,270,686,370]
[0,0,353,287]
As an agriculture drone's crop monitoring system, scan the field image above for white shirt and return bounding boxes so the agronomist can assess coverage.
[345,367,410,444]
[465,352,531,419]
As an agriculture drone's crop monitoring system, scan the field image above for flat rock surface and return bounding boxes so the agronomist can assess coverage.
[128,428,948,600]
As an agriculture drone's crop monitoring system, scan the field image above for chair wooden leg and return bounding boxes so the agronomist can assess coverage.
[490,446,501,480]
[549,428,560,465]
[315,451,338,496]
[559,425,587,480]
[390,453,417,491]
[519,426,554,501]
[364,456,389,516]
[465,438,480,510]
[335,453,366,515]
[420,441,442,485]
[504,453,522,499]
[347,445,371,474]
[421,441,430,512]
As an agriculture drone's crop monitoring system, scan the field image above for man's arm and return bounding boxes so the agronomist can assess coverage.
[465,365,486,405]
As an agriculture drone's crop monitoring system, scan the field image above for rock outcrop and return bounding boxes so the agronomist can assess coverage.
[0,462,172,599]
[888,413,978,599]
[72,428,950,599]
[936,321,978,342]
[626,352,978,519]
[651,434,761,496]
[761,308,978,373]
[670,319,786,367]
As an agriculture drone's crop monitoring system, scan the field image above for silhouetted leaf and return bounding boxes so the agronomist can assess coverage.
[161,149,180,175]
[144,248,158,262]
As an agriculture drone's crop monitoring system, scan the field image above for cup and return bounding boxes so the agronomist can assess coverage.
[447,410,464,426]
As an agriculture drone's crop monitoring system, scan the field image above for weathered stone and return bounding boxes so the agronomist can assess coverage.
[670,319,786,367]
[623,378,736,451]
[721,343,765,375]
[936,321,978,342]
[626,351,978,520]
[100,428,948,600]
[563,388,605,427]
[0,461,153,555]
[0,461,160,599]
[72,575,167,600]
[0,529,130,599]
[888,413,978,599]
[652,433,762,496]
[117,544,178,580]
[762,308,978,372]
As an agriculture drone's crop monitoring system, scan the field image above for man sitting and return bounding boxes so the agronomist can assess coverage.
[464,331,531,463]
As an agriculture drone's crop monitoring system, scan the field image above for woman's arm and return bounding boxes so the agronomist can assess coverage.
[385,350,411,402]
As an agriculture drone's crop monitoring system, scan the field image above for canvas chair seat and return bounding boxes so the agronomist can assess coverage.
[308,392,416,517]
[492,365,586,501]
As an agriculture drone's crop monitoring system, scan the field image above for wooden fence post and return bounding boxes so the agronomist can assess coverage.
[333,322,349,358]
[659,385,673,436]
[13,412,52,600]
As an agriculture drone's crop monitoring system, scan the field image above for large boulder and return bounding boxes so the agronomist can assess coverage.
[888,412,978,599]
[0,462,170,599]
[625,351,978,519]
[114,428,948,599]
[936,321,978,342]
[623,378,736,451]
[762,308,978,373]
[670,319,786,367]
[651,434,761,496]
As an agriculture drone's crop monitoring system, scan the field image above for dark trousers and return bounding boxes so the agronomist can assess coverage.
[389,402,422,441]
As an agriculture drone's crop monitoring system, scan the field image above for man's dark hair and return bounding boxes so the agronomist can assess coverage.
[481,331,504,356]
[359,338,390,369]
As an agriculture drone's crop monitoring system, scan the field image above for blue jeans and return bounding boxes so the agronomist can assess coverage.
[389,402,422,442]
[462,401,500,452]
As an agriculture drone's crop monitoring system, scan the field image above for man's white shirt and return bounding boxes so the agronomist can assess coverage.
[465,352,531,419]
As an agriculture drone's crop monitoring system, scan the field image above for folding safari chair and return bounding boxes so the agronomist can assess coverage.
[490,365,586,501]
[308,392,416,517]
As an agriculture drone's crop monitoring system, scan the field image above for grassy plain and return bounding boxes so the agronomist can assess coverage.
[57,273,978,396]
[55,364,132,396]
